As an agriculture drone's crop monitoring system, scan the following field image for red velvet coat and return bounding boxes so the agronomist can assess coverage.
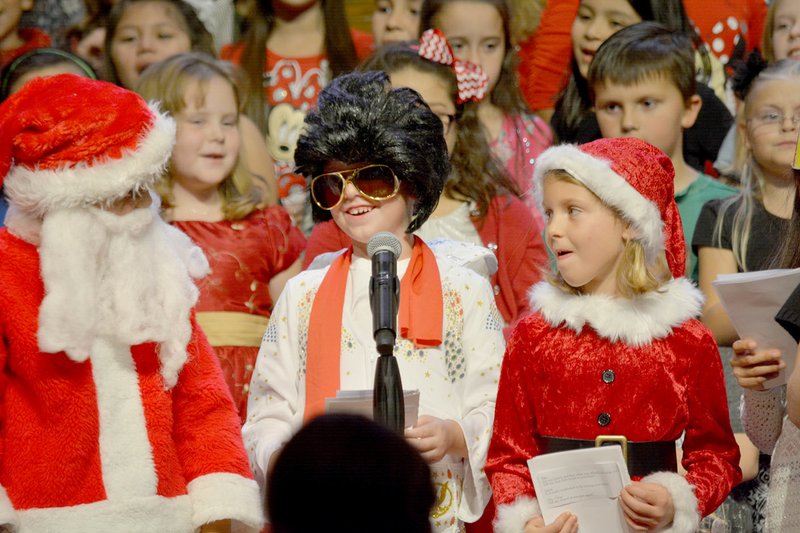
[0,229,263,532]
[303,195,549,328]
[486,280,741,533]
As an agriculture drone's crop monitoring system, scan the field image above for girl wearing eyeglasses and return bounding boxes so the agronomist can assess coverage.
[304,33,549,332]
[135,53,306,422]
[694,57,799,347]
[242,70,505,532]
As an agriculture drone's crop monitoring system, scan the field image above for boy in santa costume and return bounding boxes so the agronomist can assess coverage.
[0,74,263,533]
[485,137,741,533]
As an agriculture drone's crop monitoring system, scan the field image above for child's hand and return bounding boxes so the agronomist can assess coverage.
[405,415,467,463]
[620,482,674,531]
[523,513,578,533]
[731,338,785,390]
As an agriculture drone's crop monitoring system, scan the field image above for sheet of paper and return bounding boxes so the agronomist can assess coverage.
[713,268,800,388]
[324,389,420,428]
[528,445,632,533]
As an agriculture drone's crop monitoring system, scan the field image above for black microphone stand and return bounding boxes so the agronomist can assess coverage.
[369,233,405,434]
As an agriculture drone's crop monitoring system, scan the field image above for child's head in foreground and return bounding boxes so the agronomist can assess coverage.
[267,413,434,533]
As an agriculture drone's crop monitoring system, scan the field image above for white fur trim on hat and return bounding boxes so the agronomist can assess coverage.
[3,106,175,217]
[641,471,699,533]
[493,496,541,533]
[0,485,18,531]
[532,144,665,261]
[529,278,704,346]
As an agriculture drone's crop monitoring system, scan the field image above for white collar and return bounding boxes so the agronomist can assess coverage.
[529,278,704,346]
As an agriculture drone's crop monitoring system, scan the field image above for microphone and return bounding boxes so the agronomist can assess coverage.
[367,232,404,433]
[367,232,401,355]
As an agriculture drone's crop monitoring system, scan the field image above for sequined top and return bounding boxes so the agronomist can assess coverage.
[489,112,552,231]
[171,206,305,420]
[171,206,305,317]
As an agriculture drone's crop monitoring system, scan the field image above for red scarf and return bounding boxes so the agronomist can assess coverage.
[304,237,443,421]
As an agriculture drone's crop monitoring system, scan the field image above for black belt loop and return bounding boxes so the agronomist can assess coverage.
[536,435,678,478]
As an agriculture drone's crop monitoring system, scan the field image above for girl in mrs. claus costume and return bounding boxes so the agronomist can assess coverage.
[485,137,741,533]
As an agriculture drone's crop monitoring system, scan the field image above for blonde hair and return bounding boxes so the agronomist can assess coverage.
[135,52,261,220]
[544,170,670,298]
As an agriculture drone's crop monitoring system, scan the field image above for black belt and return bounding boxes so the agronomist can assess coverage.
[537,435,678,478]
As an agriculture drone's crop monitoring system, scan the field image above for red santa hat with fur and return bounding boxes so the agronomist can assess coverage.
[532,137,686,279]
[0,73,175,216]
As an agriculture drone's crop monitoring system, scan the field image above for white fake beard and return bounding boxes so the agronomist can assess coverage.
[37,205,209,388]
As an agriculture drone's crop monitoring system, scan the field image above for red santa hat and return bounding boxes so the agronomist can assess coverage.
[533,137,686,279]
[0,73,175,217]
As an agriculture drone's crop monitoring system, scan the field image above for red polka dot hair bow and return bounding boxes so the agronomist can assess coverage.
[417,28,489,104]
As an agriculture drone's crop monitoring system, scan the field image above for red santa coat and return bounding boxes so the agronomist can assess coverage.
[486,279,741,533]
[0,229,263,532]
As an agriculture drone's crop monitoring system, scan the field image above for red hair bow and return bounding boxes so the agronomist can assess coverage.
[417,29,489,104]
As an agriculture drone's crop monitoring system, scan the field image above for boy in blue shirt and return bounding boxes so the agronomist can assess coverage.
[589,21,736,282]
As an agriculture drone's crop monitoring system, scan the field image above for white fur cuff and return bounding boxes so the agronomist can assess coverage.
[187,473,265,532]
[641,471,699,533]
[493,496,540,533]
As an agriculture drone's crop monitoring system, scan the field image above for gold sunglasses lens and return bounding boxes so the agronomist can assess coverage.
[311,173,345,209]
[351,166,398,199]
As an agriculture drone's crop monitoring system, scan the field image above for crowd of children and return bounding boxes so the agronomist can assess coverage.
[3,0,800,532]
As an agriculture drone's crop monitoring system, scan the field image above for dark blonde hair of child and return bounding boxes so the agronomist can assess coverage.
[544,169,671,298]
[715,59,800,271]
[135,52,261,220]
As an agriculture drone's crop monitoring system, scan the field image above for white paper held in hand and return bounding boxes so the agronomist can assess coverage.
[712,268,800,388]
[528,445,632,532]
[324,389,420,428]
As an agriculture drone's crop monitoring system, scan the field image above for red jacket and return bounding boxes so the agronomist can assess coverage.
[0,229,263,532]
[303,195,549,328]
[487,280,741,532]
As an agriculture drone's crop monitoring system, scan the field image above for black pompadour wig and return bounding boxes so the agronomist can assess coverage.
[294,70,450,233]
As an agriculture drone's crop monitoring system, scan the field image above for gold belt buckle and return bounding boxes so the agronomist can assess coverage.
[595,435,628,463]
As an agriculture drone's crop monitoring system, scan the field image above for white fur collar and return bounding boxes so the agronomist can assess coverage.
[529,278,703,346]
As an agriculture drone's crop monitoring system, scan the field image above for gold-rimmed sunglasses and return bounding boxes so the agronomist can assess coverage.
[310,164,400,210]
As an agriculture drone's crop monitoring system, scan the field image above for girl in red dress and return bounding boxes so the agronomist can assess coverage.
[137,52,305,421]
[486,137,741,533]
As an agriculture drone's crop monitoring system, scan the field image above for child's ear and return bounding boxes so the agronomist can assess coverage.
[680,94,703,129]
[21,0,34,11]
[739,114,752,152]
[621,223,637,242]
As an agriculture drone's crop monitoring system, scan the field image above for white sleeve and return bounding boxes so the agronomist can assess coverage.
[242,276,309,493]
[741,386,785,454]
[452,270,505,521]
